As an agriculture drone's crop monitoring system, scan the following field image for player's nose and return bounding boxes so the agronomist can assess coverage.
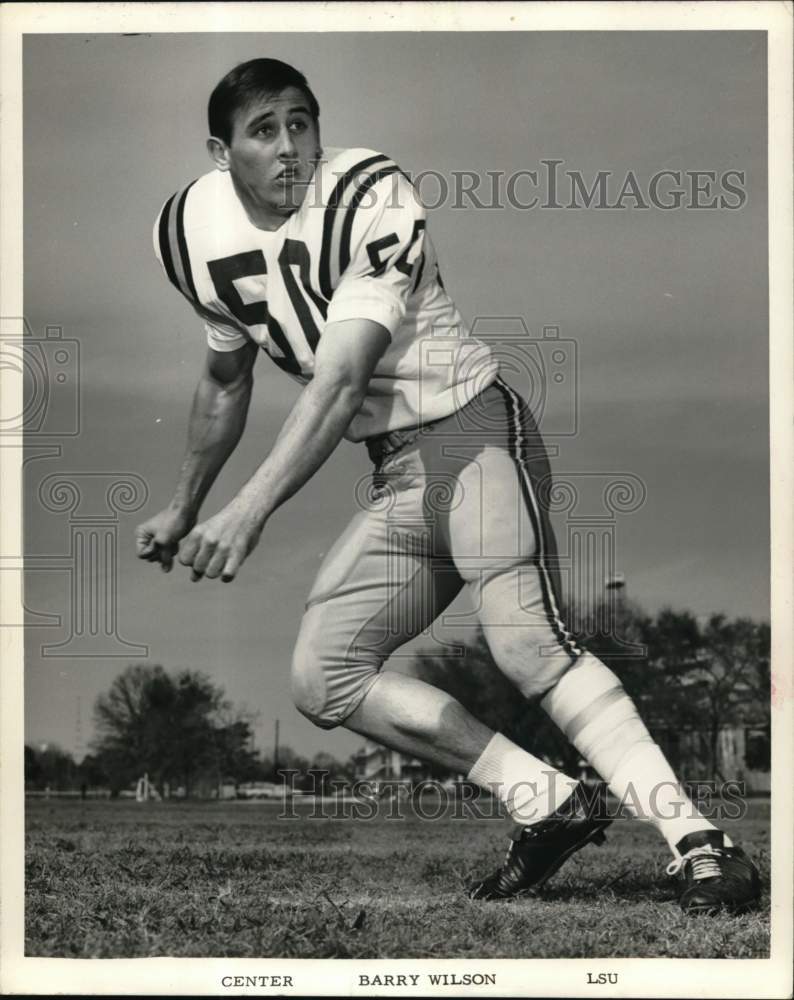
[276,126,298,159]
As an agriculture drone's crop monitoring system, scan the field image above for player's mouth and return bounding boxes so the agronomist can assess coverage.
[275,167,300,184]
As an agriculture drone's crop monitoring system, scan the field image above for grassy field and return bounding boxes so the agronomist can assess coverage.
[25,795,770,959]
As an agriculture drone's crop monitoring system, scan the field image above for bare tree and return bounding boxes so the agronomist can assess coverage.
[689,616,771,778]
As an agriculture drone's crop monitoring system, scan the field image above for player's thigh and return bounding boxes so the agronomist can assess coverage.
[292,503,463,725]
[420,378,560,576]
[442,393,579,694]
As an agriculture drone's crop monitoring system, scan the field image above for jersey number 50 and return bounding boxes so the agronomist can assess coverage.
[207,241,327,375]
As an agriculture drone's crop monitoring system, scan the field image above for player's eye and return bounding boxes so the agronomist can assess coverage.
[256,124,275,138]
[288,120,308,133]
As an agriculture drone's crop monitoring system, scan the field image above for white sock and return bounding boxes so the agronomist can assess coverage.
[468,732,579,826]
[609,744,732,854]
[542,652,723,855]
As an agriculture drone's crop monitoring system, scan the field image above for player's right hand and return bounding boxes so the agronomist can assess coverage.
[135,507,196,572]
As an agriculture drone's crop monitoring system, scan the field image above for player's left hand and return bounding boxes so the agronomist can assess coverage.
[177,500,264,582]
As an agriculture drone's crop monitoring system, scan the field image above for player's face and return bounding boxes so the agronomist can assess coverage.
[222,87,320,220]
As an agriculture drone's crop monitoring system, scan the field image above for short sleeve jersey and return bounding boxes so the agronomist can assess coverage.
[153,147,498,442]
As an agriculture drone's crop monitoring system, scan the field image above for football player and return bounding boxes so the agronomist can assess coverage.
[136,58,761,914]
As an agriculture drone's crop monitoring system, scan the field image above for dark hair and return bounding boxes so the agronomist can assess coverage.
[208,58,320,144]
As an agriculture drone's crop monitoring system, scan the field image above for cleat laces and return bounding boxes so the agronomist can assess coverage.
[666,844,723,881]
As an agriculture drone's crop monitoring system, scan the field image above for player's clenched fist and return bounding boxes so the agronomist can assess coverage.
[135,507,195,572]
[177,501,263,583]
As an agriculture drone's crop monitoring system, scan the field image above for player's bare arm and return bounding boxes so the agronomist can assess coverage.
[135,340,257,571]
[177,318,390,583]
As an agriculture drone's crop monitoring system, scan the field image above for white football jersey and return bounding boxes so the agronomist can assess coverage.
[154,147,498,442]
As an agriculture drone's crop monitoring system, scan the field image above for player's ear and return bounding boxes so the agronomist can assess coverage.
[207,136,231,171]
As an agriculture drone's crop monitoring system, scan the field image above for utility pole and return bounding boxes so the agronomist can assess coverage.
[75,696,84,764]
[274,718,280,773]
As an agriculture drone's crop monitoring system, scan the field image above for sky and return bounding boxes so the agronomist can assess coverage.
[22,31,768,764]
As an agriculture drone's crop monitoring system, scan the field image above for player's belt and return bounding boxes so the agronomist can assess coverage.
[365,425,427,468]
[365,384,496,467]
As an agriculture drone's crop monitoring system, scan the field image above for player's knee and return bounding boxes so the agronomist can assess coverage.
[290,615,381,730]
[290,631,338,729]
[486,627,580,699]
[290,678,337,730]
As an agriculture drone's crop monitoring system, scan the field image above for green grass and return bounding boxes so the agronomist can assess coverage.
[25,796,770,958]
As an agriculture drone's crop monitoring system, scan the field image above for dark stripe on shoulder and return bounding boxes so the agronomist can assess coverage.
[318,153,390,299]
[159,182,249,339]
[175,179,199,301]
[338,165,401,276]
[157,193,179,290]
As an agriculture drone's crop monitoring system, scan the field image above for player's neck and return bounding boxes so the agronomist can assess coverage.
[230,174,304,233]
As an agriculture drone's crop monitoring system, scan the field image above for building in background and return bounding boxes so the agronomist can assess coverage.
[351,740,434,785]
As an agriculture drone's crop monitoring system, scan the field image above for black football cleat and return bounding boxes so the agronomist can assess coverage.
[666,830,762,916]
[468,781,613,900]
